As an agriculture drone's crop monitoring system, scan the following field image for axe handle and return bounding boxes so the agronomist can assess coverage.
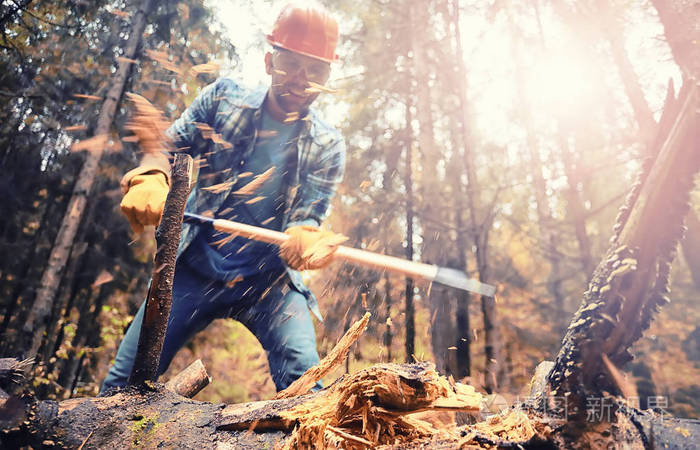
[185,214,438,282]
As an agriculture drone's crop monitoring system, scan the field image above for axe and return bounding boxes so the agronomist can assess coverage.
[183,212,496,297]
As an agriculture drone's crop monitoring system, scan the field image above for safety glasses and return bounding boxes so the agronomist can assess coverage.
[272,49,331,85]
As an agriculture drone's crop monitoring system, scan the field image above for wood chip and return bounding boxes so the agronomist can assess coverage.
[233,167,275,196]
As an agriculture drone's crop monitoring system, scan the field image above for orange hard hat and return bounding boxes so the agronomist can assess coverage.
[266,3,339,63]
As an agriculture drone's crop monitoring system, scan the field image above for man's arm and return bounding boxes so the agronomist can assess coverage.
[119,81,221,232]
[120,80,222,193]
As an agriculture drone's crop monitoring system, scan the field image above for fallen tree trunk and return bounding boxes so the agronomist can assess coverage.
[2,362,698,449]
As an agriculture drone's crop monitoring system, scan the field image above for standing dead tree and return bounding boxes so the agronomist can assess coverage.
[543,82,700,423]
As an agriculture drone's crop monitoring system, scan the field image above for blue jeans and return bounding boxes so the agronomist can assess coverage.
[101,260,321,392]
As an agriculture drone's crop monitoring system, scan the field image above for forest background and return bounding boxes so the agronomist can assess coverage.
[0,0,698,419]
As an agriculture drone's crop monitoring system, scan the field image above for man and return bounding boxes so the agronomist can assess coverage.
[102,3,346,392]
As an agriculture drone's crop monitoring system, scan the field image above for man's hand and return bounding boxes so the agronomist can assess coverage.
[279,225,348,270]
[120,171,169,233]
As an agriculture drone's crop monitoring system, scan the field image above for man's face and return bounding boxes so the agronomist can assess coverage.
[265,48,331,121]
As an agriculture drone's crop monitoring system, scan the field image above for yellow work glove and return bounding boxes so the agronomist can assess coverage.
[120,171,169,233]
[279,225,348,271]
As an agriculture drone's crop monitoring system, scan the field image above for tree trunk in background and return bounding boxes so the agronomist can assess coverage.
[404,105,416,363]
[682,210,700,288]
[559,133,595,277]
[508,5,566,321]
[650,0,700,289]
[383,272,393,361]
[649,0,700,78]
[408,0,441,364]
[598,1,657,147]
[21,0,154,359]
[447,0,504,391]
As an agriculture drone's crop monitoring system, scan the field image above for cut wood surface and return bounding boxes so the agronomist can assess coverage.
[164,359,210,398]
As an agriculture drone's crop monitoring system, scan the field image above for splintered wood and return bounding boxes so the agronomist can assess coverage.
[276,312,371,400]
[460,409,551,447]
[279,363,482,449]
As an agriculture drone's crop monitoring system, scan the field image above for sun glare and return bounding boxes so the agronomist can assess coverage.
[524,51,598,116]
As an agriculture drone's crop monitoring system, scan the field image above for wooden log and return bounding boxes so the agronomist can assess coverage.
[2,364,699,449]
[128,154,193,386]
[164,359,210,398]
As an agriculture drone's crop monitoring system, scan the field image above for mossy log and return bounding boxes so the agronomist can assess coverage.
[2,362,697,449]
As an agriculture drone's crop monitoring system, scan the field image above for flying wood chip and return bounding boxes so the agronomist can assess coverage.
[92,270,114,288]
[125,93,172,154]
[146,49,183,75]
[116,56,139,65]
[73,94,102,101]
[190,63,220,76]
[71,134,108,153]
[233,167,275,196]
[65,124,87,132]
[305,81,337,94]
[108,9,130,18]
[245,196,266,205]
[201,181,235,194]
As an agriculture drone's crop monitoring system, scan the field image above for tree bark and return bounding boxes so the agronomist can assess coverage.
[545,83,700,421]
[129,154,192,386]
[649,0,700,289]
[649,0,700,78]
[403,80,416,363]
[559,133,595,277]
[21,0,155,359]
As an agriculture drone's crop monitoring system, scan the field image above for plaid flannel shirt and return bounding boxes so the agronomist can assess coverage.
[123,77,346,320]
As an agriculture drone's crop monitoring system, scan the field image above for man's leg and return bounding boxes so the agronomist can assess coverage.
[101,264,220,392]
[237,279,321,391]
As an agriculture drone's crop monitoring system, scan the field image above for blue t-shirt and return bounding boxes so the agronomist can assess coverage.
[182,109,299,281]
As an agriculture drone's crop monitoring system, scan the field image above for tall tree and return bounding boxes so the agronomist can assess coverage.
[21,0,155,359]
[649,0,700,288]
